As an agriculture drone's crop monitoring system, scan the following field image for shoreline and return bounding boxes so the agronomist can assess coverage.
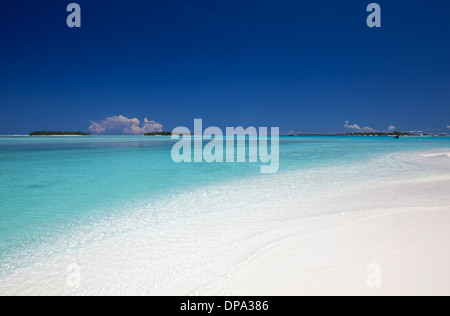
[1,148,450,295]
[203,150,450,295]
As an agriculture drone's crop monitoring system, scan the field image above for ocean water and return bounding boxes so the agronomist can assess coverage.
[1,135,450,290]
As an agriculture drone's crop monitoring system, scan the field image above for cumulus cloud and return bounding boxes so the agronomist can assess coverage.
[388,125,396,131]
[88,115,163,135]
[447,126,450,129]
[344,121,362,130]
[344,120,376,132]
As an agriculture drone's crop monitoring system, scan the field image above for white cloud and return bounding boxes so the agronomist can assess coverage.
[344,120,376,132]
[88,121,106,134]
[344,120,361,130]
[447,126,450,129]
[88,115,163,135]
[388,125,396,131]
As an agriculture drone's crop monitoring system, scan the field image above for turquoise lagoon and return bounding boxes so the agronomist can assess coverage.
[1,135,450,275]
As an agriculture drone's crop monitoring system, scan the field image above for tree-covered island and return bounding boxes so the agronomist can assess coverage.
[29,131,91,136]
[144,132,193,136]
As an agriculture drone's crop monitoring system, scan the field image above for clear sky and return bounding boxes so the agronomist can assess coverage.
[0,0,449,134]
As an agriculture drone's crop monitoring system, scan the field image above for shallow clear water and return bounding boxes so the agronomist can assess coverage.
[1,135,450,274]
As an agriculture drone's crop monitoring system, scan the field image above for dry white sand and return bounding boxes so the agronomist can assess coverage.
[208,207,450,296]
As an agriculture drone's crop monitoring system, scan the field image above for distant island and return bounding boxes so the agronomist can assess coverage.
[144,132,172,136]
[292,132,414,137]
[144,132,193,136]
[293,131,447,137]
[29,131,91,136]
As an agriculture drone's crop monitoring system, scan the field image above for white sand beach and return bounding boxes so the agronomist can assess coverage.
[201,151,450,296]
[209,207,450,296]
[1,149,450,296]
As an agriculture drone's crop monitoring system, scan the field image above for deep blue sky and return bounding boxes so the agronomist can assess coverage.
[0,0,449,134]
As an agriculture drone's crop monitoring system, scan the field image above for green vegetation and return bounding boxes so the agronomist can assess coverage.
[144,132,193,136]
[391,131,413,137]
[297,132,413,137]
[29,131,91,136]
[144,132,172,136]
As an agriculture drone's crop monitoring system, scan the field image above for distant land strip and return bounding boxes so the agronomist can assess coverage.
[144,132,193,136]
[29,131,91,136]
[293,132,440,137]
